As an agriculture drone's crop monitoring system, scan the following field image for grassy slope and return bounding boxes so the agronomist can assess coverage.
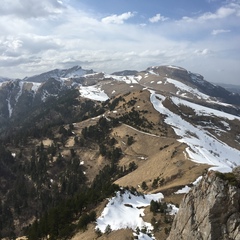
[70,90,209,240]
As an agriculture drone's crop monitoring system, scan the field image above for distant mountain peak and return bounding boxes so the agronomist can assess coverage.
[0,76,11,83]
[22,66,94,83]
[111,70,138,76]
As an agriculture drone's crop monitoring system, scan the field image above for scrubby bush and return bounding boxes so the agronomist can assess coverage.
[216,172,239,186]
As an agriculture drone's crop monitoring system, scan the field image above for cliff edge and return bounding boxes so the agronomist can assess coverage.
[167,170,240,240]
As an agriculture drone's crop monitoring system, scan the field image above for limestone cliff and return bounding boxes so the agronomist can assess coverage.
[167,171,240,240]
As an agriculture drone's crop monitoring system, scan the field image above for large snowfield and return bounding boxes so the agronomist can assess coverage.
[150,90,240,173]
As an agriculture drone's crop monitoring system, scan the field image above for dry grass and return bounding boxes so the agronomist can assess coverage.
[69,88,218,240]
[72,224,133,240]
[113,123,208,196]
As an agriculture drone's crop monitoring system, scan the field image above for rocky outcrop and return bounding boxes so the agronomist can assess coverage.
[167,171,240,240]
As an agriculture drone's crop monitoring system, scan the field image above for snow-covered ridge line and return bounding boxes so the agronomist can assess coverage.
[22,66,92,83]
[149,90,240,173]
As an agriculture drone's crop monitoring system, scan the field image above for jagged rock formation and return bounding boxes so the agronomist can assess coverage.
[167,171,240,240]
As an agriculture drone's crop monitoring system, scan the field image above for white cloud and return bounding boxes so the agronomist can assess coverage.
[0,0,64,19]
[228,2,240,17]
[101,12,135,24]
[194,48,212,56]
[149,13,168,23]
[211,29,231,35]
[0,1,239,85]
[0,37,23,52]
[181,3,239,23]
[199,7,236,20]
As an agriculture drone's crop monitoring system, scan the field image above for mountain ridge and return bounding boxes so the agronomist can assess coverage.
[22,65,94,83]
[0,65,240,239]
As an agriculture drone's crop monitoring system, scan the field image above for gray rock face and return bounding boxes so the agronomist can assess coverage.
[167,171,240,240]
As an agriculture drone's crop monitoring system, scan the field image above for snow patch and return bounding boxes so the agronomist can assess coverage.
[168,204,179,215]
[135,75,142,81]
[192,176,203,185]
[175,185,191,194]
[166,78,209,100]
[221,121,231,130]
[15,81,24,102]
[167,65,184,70]
[41,90,50,102]
[7,98,13,117]
[106,74,139,84]
[79,85,109,101]
[31,82,42,93]
[175,176,203,194]
[96,191,163,235]
[171,96,240,121]
[148,70,159,76]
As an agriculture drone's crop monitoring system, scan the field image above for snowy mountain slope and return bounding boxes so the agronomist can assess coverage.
[1,65,240,144]
[2,65,239,115]
[150,90,240,173]
[61,66,240,174]
[138,66,240,106]
[165,77,210,100]
[0,78,75,127]
[170,96,239,121]
[2,65,240,239]
[1,65,240,164]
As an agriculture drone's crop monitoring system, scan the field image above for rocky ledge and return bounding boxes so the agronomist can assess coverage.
[167,170,240,240]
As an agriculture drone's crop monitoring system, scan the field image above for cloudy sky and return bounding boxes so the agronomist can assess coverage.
[0,0,239,84]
